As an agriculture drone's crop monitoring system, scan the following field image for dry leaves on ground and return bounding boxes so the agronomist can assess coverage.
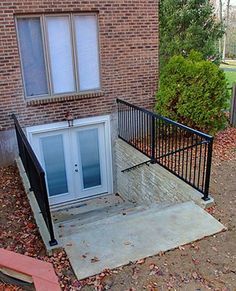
[213,127,236,163]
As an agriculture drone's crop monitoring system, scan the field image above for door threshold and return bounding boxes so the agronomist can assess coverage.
[50,192,113,212]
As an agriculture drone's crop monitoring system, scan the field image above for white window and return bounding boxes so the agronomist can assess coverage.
[16,14,101,99]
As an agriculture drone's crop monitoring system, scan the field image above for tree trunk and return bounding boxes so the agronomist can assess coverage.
[219,0,223,57]
[223,0,231,61]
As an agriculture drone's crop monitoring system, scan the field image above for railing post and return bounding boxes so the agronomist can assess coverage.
[202,137,213,201]
[151,114,156,162]
[40,172,58,246]
[230,83,236,127]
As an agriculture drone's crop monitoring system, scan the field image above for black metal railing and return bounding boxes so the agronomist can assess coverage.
[117,99,213,201]
[12,114,57,246]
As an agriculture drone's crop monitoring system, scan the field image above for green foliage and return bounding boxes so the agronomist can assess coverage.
[156,51,229,134]
[160,0,224,67]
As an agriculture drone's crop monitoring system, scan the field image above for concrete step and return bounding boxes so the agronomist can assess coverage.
[52,194,129,224]
[57,201,173,237]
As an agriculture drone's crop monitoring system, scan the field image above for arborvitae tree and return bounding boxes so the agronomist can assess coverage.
[160,0,224,67]
[156,51,229,134]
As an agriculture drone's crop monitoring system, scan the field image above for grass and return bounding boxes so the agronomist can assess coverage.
[223,70,235,109]
[219,63,236,109]
[223,70,236,88]
[219,60,236,88]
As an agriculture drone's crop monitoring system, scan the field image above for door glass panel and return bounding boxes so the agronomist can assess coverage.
[17,18,48,97]
[46,16,75,94]
[41,135,68,196]
[77,128,101,189]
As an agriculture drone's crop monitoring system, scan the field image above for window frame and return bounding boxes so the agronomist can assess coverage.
[15,13,102,100]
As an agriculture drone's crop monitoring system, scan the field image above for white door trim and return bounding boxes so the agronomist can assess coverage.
[26,115,113,205]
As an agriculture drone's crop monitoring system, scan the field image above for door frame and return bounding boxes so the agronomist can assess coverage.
[26,115,113,205]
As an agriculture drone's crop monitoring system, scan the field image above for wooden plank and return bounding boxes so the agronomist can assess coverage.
[0,249,61,290]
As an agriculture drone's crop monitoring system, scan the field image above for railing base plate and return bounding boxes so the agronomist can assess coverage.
[202,196,211,201]
[49,239,58,246]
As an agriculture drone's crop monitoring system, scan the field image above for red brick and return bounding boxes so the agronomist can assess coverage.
[0,0,159,130]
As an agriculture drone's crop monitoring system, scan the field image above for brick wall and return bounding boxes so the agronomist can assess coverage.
[0,0,159,131]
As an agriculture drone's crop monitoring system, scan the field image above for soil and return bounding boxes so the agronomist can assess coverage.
[0,165,77,291]
[0,127,235,291]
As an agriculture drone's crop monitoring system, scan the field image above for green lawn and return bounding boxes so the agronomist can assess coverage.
[223,70,236,88]
[220,61,236,87]
[219,65,236,109]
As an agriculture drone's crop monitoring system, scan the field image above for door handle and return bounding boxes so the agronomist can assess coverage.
[75,169,78,172]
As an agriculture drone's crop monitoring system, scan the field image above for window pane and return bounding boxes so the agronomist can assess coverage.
[17,18,48,97]
[74,15,100,91]
[77,129,101,189]
[41,135,68,196]
[46,16,75,94]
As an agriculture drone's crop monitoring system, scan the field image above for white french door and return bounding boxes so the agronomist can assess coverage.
[28,118,112,205]
[72,124,108,199]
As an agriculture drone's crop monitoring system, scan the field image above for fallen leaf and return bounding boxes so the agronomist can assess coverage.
[149,263,156,270]
[192,272,198,279]
[136,259,145,264]
[91,256,100,263]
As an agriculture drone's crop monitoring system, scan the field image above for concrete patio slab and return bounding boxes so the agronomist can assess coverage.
[59,201,225,280]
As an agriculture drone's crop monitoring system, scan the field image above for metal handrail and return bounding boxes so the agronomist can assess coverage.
[12,114,57,246]
[117,99,213,200]
[117,99,213,139]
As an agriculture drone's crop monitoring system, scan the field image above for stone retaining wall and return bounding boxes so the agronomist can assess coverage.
[115,139,213,208]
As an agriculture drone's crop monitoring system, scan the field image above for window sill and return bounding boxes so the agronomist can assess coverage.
[26,91,104,106]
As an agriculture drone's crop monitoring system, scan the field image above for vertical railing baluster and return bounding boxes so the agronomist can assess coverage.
[185,135,189,180]
[202,142,207,192]
[189,134,194,184]
[181,131,185,178]
[168,123,170,167]
[197,137,203,189]
[118,102,120,137]
[151,115,155,161]
[134,106,136,146]
[174,127,177,172]
[146,113,148,153]
[161,120,164,164]
[133,106,134,144]
[193,135,198,187]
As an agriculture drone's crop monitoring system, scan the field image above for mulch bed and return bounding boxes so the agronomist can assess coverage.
[0,165,79,290]
[0,126,236,291]
[213,127,236,163]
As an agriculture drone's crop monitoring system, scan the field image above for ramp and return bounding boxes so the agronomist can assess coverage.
[58,201,225,280]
